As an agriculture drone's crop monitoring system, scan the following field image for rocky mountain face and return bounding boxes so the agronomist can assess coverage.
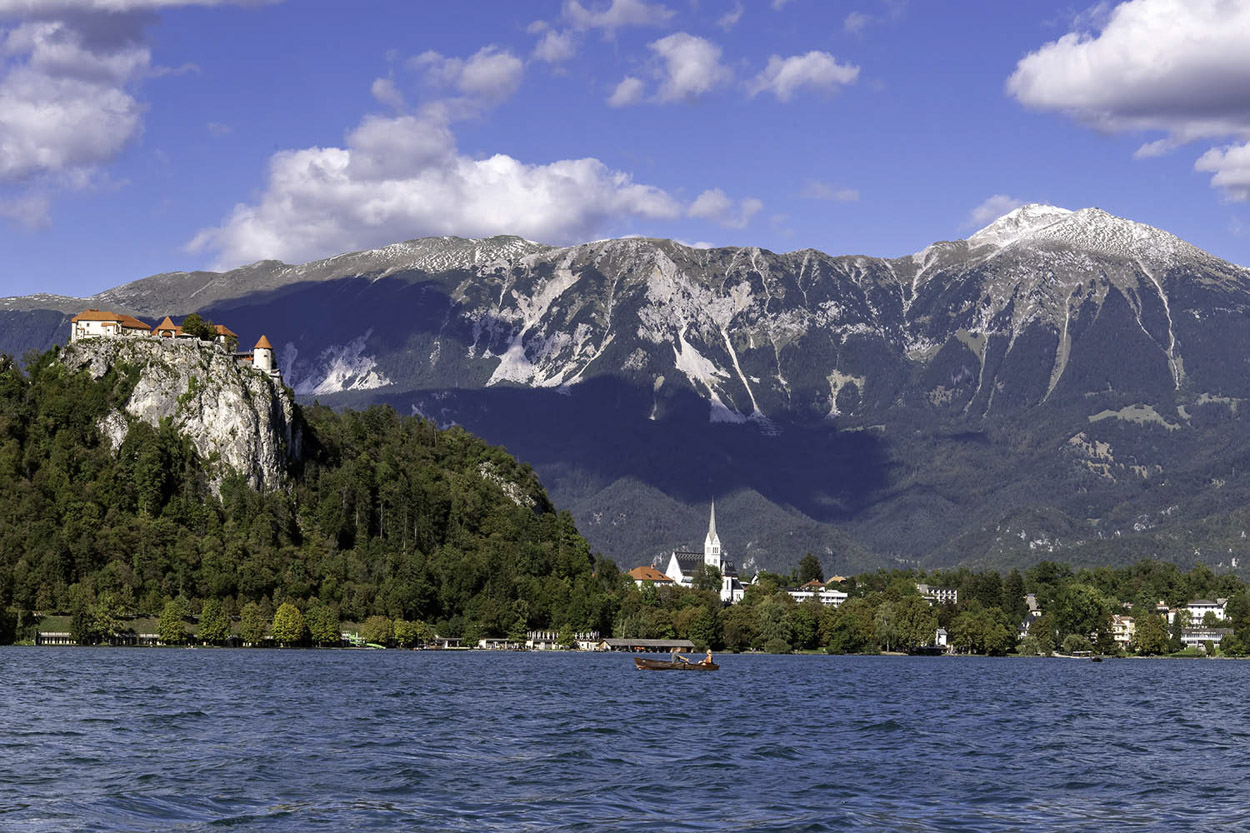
[60,338,301,492]
[8,206,1250,574]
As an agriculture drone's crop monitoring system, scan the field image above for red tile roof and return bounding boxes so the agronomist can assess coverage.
[214,324,238,338]
[628,566,674,583]
[254,335,273,350]
[71,309,149,329]
[152,315,181,336]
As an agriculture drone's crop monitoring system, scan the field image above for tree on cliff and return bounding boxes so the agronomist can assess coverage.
[178,313,217,341]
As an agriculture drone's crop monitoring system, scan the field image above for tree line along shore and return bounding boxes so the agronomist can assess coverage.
[1,347,1248,657]
[15,558,1250,658]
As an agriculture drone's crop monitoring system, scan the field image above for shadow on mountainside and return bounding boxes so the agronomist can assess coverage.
[369,377,893,526]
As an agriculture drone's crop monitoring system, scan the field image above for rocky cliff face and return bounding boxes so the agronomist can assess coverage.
[61,338,301,492]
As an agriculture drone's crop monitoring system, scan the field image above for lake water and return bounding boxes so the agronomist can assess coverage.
[1,649,1248,832]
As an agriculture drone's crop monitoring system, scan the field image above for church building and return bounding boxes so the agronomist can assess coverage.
[663,502,745,604]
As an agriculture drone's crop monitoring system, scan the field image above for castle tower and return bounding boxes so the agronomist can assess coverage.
[253,335,275,375]
[703,500,722,570]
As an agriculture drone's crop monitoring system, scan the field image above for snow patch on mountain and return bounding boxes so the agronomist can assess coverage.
[485,255,584,387]
[285,333,392,395]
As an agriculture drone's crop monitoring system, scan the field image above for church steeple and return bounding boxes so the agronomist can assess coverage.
[703,500,722,567]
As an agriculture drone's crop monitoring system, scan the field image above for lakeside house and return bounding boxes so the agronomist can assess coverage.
[1166,599,1228,625]
[786,580,849,607]
[1181,627,1233,652]
[69,309,281,381]
[663,502,746,603]
[598,637,696,653]
[525,630,601,651]
[1111,614,1135,649]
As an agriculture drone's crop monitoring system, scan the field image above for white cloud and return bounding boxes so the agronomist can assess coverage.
[189,107,684,267]
[800,181,859,202]
[0,19,147,183]
[206,120,231,136]
[688,188,762,228]
[411,46,524,108]
[1007,0,1250,199]
[771,0,793,9]
[715,2,743,31]
[747,51,859,101]
[843,11,872,34]
[607,75,644,107]
[1195,143,1250,202]
[562,0,674,32]
[533,28,577,63]
[963,195,1025,230]
[370,77,405,110]
[650,32,731,102]
[605,33,730,106]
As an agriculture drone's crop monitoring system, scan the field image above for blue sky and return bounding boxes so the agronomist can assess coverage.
[2,0,1249,298]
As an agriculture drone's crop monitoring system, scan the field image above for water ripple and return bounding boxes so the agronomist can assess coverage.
[2,650,1249,831]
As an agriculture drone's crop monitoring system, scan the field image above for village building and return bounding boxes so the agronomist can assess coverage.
[524,630,601,650]
[916,583,959,605]
[663,502,745,603]
[1181,627,1233,652]
[1110,614,1135,649]
[1163,599,1229,626]
[786,579,848,607]
[628,565,676,588]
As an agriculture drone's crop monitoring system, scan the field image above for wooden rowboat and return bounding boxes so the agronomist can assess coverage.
[634,656,719,671]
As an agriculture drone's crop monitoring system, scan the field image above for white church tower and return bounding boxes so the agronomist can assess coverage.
[703,500,722,570]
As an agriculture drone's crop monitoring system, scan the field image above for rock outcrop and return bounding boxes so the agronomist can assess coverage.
[61,337,301,491]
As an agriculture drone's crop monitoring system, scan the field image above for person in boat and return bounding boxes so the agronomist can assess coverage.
[675,651,692,664]
[699,650,714,666]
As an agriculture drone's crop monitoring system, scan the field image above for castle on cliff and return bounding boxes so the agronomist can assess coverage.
[69,309,281,379]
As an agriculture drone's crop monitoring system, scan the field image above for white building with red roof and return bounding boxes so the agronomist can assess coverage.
[627,566,675,588]
[69,310,151,342]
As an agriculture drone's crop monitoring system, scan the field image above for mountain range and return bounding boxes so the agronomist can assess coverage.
[6,205,1250,576]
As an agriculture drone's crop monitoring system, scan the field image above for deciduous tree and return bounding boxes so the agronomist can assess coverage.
[158,598,189,645]
[272,602,306,646]
[197,598,230,645]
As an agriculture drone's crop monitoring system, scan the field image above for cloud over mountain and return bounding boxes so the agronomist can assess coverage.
[188,106,684,267]
[1008,0,1250,200]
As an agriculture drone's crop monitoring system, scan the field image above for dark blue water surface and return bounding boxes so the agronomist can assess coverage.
[2,649,1249,832]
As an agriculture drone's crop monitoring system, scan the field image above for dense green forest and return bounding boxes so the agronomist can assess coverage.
[0,347,615,645]
[3,345,1250,657]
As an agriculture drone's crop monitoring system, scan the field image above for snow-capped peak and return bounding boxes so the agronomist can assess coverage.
[967,204,1073,249]
[966,204,1208,265]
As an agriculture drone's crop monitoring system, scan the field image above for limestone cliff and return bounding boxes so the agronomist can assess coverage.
[61,338,301,491]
